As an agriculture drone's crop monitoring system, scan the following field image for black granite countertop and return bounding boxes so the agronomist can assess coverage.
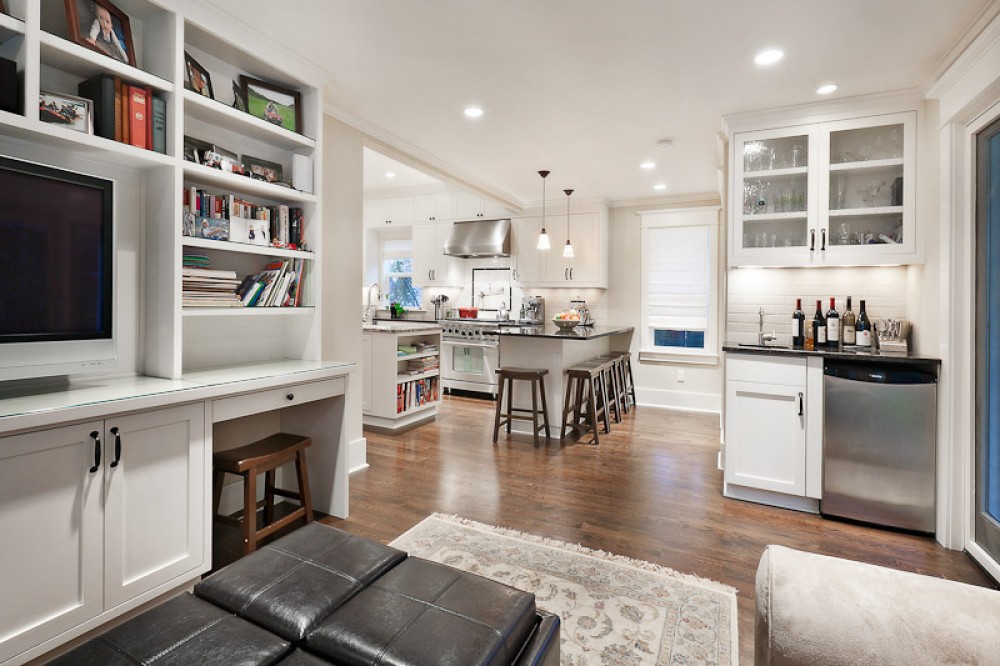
[722,342,940,365]
[500,325,635,340]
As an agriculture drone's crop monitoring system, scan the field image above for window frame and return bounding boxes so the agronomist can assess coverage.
[638,206,721,366]
[379,237,422,309]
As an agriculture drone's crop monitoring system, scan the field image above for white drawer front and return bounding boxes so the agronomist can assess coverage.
[726,353,806,386]
[212,377,346,423]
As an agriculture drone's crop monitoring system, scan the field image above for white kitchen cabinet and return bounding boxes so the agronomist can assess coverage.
[729,110,917,267]
[363,328,441,431]
[412,222,459,286]
[362,334,373,413]
[365,197,414,227]
[723,353,823,512]
[0,403,205,664]
[511,216,544,284]
[455,191,507,220]
[512,208,609,288]
[413,192,457,223]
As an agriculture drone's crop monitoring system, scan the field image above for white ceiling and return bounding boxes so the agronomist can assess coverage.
[206,0,995,205]
[363,148,443,193]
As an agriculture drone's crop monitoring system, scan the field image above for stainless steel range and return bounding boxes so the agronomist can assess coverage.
[440,319,501,397]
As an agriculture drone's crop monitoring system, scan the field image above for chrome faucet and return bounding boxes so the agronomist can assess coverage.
[758,306,778,345]
[363,282,382,324]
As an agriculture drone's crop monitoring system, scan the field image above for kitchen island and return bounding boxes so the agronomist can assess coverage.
[498,325,634,438]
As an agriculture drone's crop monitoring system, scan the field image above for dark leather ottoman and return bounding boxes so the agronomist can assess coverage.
[47,593,290,666]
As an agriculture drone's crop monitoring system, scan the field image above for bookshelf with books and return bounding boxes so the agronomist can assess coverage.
[363,329,442,431]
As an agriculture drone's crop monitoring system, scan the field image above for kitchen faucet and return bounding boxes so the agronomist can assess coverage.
[758,306,778,345]
[363,282,382,324]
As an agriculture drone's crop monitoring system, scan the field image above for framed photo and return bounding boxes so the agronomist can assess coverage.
[242,155,284,184]
[239,75,302,134]
[64,0,136,67]
[183,135,213,164]
[232,81,246,112]
[184,52,213,99]
[39,90,93,133]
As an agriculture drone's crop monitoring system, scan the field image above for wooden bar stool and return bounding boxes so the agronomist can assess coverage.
[621,351,637,409]
[562,359,613,444]
[598,352,632,418]
[213,432,314,554]
[493,367,550,447]
[596,353,626,421]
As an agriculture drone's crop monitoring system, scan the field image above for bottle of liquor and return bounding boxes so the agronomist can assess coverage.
[792,298,805,348]
[856,299,872,347]
[813,300,827,347]
[826,297,840,349]
[842,297,857,346]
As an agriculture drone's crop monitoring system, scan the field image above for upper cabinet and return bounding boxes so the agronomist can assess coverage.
[729,110,917,267]
[412,222,459,287]
[512,203,609,288]
[365,190,510,227]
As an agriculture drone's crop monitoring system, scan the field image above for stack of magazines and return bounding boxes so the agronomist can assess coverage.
[182,254,242,307]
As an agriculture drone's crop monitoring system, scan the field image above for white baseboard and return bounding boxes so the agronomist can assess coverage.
[349,436,368,473]
[967,541,1000,583]
[724,482,820,514]
[635,387,721,414]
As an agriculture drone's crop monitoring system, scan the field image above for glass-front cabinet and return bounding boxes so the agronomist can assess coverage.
[730,111,917,267]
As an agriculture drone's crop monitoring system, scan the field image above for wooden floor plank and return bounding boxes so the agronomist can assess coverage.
[322,394,996,664]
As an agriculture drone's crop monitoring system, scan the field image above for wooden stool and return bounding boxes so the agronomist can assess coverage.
[493,367,550,446]
[562,359,614,444]
[213,432,314,554]
[598,352,631,418]
[621,351,636,409]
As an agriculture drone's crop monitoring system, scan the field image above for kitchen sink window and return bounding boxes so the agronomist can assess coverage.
[639,207,720,364]
[381,238,422,308]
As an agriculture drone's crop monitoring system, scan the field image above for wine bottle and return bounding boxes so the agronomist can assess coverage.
[826,297,840,349]
[856,299,871,347]
[813,300,827,346]
[843,297,857,346]
[792,298,805,348]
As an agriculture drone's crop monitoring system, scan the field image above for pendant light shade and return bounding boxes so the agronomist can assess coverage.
[562,188,575,258]
[536,170,551,250]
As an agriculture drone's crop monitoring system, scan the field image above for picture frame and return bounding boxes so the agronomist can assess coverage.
[232,81,246,112]
[183,135,213,164]
[184,51,213,99]
[239,75,302,134]
[242,154,284,184]
[64,0,136,68]
[39,90,93,134]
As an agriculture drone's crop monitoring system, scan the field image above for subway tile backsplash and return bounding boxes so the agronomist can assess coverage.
[726,266,908,345]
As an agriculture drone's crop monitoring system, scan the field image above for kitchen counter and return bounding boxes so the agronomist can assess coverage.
[722,342,940,365]
[500,324,635,340]
[363,322,441,334]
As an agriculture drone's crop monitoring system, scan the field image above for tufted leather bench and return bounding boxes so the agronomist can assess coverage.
[49,523,560,666]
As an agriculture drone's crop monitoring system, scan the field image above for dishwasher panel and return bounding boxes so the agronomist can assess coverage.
[822,362,937,532]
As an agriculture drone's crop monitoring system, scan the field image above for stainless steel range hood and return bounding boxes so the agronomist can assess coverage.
[443,219,511,258]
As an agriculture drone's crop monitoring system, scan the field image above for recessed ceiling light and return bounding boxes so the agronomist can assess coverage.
[640,161,656,170]
[653,183,667,191]
[816,83,838,95]
[385,171,396,179]
[754,49,784,66]
[464,106,483,118]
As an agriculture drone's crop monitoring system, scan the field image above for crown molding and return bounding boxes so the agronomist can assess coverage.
[609,191,720,210]
[924,0,1000,99]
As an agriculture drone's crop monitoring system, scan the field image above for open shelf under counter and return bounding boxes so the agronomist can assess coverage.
[183,162,317,203]
[397,401,438,418]
[183,91,315,151]
[38,31,174,93]
[182,236,314,260]
[396,351,439,361]
[828,157,904,172]
[829,205,903,217]
[183,306,315,317]
[0,12,25,41]
[397,370,440,384]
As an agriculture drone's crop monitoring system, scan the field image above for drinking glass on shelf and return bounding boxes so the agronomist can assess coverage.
[791,144,803,167]
[833,176,847,209]
[756,181,770,214]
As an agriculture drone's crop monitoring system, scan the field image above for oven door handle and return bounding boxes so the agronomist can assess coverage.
[442,340,499,350]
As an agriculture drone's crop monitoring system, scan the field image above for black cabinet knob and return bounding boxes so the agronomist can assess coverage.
[286,393,295,401]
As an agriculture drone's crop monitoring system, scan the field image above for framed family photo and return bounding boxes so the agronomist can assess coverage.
[239,75,302,134]
[184,52,214,99]
[242,155,284,183]
[39,90,93,133]
[64,0,136,67]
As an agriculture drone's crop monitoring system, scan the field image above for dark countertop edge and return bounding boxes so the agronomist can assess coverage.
[722,344,940,364]
[500,325,635,340]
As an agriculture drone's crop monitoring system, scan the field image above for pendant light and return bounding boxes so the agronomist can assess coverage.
[536,170,551,250]
[562,189,575,258]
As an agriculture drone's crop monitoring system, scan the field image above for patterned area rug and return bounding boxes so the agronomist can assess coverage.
[390,513,737,666]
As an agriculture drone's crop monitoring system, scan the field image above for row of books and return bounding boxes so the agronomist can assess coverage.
[78,74,166,153]
[181,256,242,308]
[236,259,306,307]
[182,186,304,248]
[397,377,439,414]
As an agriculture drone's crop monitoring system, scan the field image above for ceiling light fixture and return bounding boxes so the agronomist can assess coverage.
[464,106,483,118]
[385,171,396,179]
[536,170,551,250]
[754,48,784,66]
[640,161,656,170]
[562,189,575,259]
[654,183,667,191]
[816,83,838,95]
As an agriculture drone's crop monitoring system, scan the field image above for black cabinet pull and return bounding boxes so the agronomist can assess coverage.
[109,426,121,468]
[821,229,827,251]
[286,393,295,401]
[89,431,101,473]
[798,392,804,416]
[810,229,816,251]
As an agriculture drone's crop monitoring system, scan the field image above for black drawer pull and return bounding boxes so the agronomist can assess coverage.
[798,392,804,416]
[286,393,295,401]
[89,431,101,473]
[109,427,121,468]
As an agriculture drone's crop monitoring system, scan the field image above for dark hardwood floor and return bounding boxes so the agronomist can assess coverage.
[323,394,996,664]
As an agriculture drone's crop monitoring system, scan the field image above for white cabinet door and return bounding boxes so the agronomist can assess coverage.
[388,196,415,225]
[104,403,206,608]
[564,212,603,285]
[0,423,103,664]
[364,198,390,227]
[511,216,543,284]
[725,379,807,496]
[455,191,484,219]
[362,334,373,413]
[412,223,458,287]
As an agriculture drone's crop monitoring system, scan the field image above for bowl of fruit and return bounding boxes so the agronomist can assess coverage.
[552,310,582,330]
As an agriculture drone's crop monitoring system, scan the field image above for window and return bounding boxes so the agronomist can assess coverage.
[639,207,720,364]
[381,239,422,308]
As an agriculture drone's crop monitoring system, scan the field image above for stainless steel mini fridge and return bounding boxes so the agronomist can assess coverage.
[822,361,938,532]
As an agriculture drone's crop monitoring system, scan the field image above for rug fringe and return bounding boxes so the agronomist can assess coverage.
[421,512,739,597]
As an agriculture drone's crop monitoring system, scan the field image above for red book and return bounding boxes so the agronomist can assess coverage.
[144,85,153,150]
[128,85,148,149]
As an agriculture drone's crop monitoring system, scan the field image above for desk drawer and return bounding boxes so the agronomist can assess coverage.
[212,377,346,423]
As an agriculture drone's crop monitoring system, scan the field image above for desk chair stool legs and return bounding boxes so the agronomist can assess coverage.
[493,368,551,447]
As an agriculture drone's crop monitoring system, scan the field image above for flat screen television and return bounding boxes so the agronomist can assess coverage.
[0,156,116,382]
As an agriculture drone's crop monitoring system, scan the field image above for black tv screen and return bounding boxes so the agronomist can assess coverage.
[0,157,113,343]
